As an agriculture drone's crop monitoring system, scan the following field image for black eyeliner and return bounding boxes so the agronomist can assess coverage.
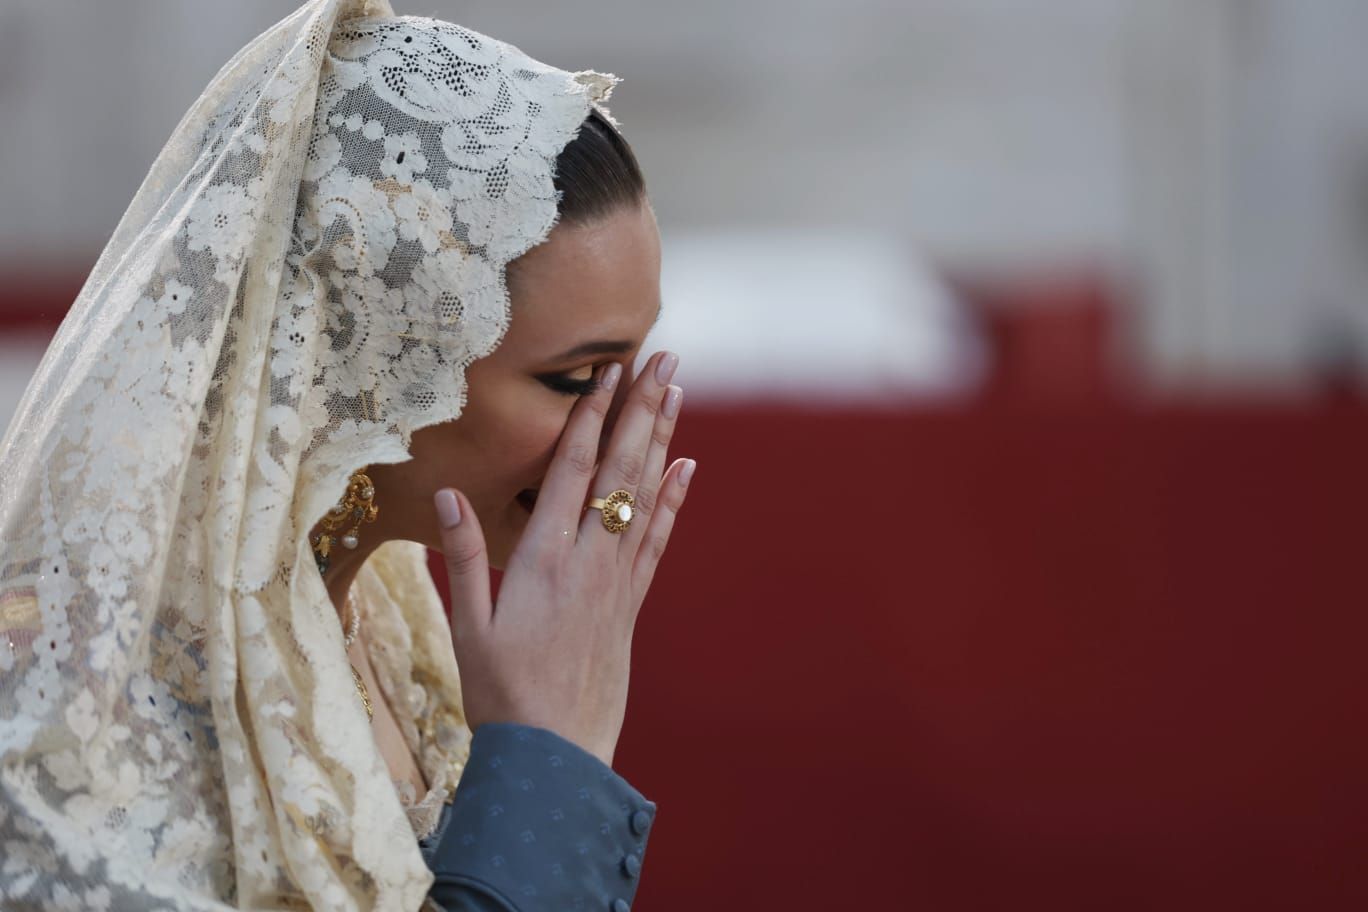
[538,373,602,397]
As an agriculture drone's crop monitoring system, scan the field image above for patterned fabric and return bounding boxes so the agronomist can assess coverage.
[353,541,471,841]
[0,1,622,907]
[420,724,656,912]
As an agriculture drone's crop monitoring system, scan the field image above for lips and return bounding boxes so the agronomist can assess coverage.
[515,488,539,512]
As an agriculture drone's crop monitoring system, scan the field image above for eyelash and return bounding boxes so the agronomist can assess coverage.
[540,373,602,398]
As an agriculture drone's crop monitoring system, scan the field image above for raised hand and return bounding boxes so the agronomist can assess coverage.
[433,351,694,767]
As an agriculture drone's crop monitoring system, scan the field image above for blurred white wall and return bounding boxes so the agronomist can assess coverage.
[1125,0,1368,392]
[1,0,1366,395]
[0,0,1137,262]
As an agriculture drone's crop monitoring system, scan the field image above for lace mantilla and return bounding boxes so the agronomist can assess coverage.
[0,1,619,908]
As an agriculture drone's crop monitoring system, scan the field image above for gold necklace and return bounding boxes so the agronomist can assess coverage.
[343,592,374,723]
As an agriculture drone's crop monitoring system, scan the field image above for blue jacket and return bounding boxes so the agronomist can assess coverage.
[419,723,657,911]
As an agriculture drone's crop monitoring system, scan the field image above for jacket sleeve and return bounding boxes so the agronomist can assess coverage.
[421,722,657,912]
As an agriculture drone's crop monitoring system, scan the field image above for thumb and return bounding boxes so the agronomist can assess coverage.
[433,488,492,639]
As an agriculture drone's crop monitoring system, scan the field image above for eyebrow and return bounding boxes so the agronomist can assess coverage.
[549,339,637,361]
[547,301,663,363]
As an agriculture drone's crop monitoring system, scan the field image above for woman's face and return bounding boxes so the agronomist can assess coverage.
[370,201,663,569]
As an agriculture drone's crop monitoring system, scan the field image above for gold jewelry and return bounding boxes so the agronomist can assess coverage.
[342,591,361,649]
[586,489,635,534]
[312,470,380,575]
[351,666,374,722]
[341,591,373,723]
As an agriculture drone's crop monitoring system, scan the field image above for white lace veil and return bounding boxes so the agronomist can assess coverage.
[0,1,620,907]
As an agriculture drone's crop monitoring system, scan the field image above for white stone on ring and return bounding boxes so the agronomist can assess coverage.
[586,490,634,533]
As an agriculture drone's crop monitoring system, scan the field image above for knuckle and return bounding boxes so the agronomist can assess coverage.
[650,422,673,450]
[584,392,611,421]
[614,450,646,487]
[564,442,599,476]
[632,385,663,418]
[632,483,659,521]
[443,542,484,577]
[644,530,670,565]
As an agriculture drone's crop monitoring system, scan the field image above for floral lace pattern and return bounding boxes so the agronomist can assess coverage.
[0,1,618,908]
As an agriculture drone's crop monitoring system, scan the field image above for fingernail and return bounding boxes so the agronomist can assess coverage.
[434,489,462,528]
[662,384,683,419]
[678,459,696,487]
[601,362,622,392]
[654,351,679,385]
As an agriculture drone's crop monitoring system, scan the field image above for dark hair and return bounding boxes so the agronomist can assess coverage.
[552,107,647,225]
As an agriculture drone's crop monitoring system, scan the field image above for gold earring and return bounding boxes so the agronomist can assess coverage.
[312,470,379,575]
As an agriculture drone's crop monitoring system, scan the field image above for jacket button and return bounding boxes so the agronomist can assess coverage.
[629,809,652,836]
[611,899,631,912]
[621,852,642,879]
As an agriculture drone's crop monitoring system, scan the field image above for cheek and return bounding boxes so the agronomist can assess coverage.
[486,402,575,490]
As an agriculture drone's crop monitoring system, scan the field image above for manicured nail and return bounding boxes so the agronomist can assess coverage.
[601,362,622,392]
[662,384,683,419]
[654,351,679,385]
[434,489,462,528]
[678,459,696,487]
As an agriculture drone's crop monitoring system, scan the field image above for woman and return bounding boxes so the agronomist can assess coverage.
[0,1,690,909]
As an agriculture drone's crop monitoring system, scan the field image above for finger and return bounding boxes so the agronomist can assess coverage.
[526,361,621,542]
[433,488,493,637]
[580,351,679,542]
[631,457,696,600]
[621,383,682,555]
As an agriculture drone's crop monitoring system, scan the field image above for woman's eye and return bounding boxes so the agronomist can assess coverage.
[539,372,602,397]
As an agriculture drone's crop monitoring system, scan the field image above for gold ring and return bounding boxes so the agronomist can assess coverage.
[585,489,635,534]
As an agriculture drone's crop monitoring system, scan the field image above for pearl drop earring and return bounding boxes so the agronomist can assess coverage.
[311,470,379,575]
